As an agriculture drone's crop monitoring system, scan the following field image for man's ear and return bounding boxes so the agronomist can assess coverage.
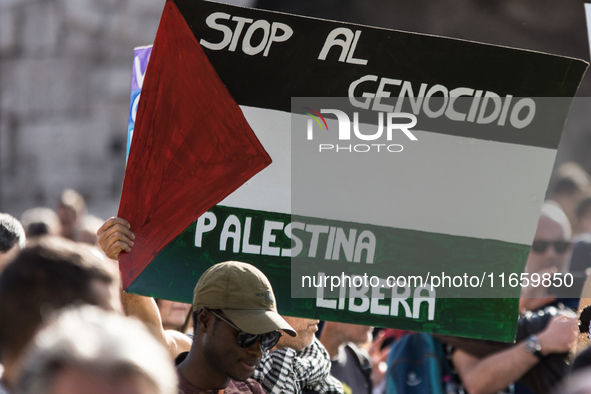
[196,308,212,333]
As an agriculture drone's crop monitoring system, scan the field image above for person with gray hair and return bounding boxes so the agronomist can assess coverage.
[14,305,177,394]
[0,213,25,271]
[452,203,578,394]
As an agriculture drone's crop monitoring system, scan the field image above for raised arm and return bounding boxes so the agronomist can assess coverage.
[122,291,192,358]
[452,313,577,394]
[97,217,192,357]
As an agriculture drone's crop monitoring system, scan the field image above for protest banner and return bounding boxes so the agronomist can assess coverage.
[121,0,587,341]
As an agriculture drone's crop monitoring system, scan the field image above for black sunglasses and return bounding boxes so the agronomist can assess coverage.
[208,309,282,351]
[531,240,571,254]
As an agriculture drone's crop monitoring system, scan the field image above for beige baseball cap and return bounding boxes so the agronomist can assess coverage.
[193,261,296,337]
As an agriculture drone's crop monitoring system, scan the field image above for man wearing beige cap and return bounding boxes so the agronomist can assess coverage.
[98,217,297,393]
[176,261,296,394]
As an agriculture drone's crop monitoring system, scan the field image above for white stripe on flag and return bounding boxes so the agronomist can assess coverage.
[220,106,556,246]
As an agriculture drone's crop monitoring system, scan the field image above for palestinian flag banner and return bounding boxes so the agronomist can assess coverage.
[121,0,587,341]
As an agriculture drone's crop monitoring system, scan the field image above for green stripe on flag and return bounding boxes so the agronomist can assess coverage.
[127,205,527,342]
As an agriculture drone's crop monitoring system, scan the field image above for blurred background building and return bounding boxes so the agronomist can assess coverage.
[0,0,590,220]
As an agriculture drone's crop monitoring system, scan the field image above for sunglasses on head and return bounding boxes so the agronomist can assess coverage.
[531,240,571,254]
[207,309,282,351]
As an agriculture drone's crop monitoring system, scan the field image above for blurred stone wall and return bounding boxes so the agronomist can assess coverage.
[0,0,166,218]
[0,0,590,220]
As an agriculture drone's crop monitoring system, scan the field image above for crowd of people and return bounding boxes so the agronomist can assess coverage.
[2,162,591,393]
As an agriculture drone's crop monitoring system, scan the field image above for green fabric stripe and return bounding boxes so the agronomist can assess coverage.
[127,205,527,342]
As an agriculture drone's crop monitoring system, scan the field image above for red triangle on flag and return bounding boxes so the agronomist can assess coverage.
[117,0,272,289]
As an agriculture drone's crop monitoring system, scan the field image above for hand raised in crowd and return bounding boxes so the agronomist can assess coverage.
[537,312,578,355]
[97,217,135,260]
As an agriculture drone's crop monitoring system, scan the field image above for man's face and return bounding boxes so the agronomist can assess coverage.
[56,206,78,239]
[525,215,571,276]
[156,300,191,330]
[275,316,319,351]
[203,311,263,383]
